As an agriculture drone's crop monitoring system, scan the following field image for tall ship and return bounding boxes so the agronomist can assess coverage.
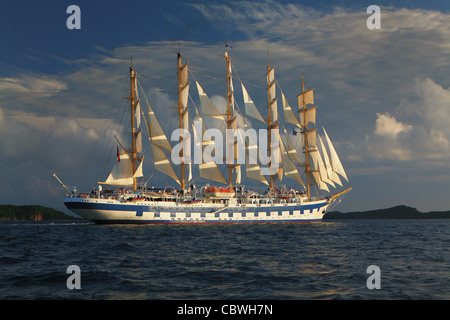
[61,46,351,224]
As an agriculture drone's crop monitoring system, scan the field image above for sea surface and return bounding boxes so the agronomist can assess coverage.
[0,219,449,300]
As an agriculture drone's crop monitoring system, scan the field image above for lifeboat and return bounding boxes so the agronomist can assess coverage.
[205,186,235,198]
[128,197,146,201]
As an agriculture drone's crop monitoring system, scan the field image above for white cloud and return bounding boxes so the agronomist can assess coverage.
[397,78,450,134]
[188,0,319,24]
[0,106,125,209]
[0,113,94,167]
[0,74,66,97]
[362,78,450,161]
[374,113,412,138]
[364,112,414,161]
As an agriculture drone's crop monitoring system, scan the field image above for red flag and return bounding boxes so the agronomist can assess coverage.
[117,146,120,162]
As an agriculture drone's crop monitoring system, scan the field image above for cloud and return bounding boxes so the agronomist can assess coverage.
[397,77,450,133]
[362,77,450,161]
[0,110,98,168]
[0,107,121,209]
[0,74,66,96]
[188,0,319,24]
[364,112,414,161]
[374,113,412,137]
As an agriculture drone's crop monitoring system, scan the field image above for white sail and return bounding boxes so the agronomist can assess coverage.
[280,138,305,188]
[188,159,192,182]
[270,99,278,123]
[281,125,302,164]
[135,100,141,129]
[242,83,265,123]
[310,150,334,188]
[229,63,235,114]
[140,103,180,185]
[183,107,191,180]
[179,62,189,111]
[271,122,283,181]
[308,171,329,192]
[192,118,227,184]
[268,67,275,83]
[306,128,317,148]
[281,91,300,127]
[180,83,190,110]
[297,88,314,107]
[269,84,276,107]
[244,125,268,186]
[134,79,141,128]
[101,153,143,186]
[323,127,349,182]
[133,156,144,178]
[319,134,342,186]
[144,100,172,151]
[180,63,188,87]
[229,118,242,184]
[199,162,227,184]
[196,81,225,120]
[289,128,305,165]
[299,106,317,126]
[234,165,241,184]
[135,129,142,153]
[151,144,181,185]
[245,164,268,185]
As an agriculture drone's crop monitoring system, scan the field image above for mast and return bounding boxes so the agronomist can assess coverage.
[225,44,233,187]
[177,52,186,191]
[266,50,279,190]
[267,50,274,190]
[129,66,138,191]
[301,73,311,199]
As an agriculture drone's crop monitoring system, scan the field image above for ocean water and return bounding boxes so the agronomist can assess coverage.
[0,219,449,300]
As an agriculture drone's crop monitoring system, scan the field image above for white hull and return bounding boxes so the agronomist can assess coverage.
[64,196,330,224]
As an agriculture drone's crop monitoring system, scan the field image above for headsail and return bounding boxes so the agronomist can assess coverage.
[318,134,342,186]
[100,152,144,186]
[322,127,349,182]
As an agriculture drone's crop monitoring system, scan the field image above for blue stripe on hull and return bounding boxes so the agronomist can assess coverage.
[65,201,326,214]
[65,198,327,224]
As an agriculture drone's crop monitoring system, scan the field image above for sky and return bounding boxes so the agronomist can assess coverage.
[1,0,450,214]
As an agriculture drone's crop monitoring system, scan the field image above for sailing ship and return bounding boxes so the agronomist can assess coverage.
[62,46,351,224]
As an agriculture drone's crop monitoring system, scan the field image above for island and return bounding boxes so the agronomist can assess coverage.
[324,205,450,220]
[0,205,78,221]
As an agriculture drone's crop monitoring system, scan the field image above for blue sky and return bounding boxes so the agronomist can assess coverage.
[1,0,450,214]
